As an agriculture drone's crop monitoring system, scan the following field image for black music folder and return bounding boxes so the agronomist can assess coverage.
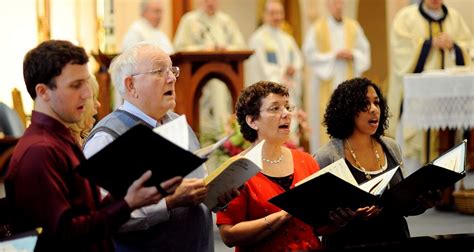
[75,124,206,198]
[270,140,467,226]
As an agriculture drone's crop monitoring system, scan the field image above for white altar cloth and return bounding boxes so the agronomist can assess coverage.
[403,71,474,130]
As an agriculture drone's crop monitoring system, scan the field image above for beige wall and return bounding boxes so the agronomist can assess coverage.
[0,0,472,115]
[218,0,257,42]
[0,0,38,113]
[0,0,98,114]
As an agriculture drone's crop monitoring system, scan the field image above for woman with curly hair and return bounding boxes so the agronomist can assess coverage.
[313,77,438,248]
[217,81,322,251]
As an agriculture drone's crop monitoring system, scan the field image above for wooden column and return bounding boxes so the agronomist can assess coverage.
[357,0,388,90]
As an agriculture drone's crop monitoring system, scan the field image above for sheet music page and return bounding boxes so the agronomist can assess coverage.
[203,157,261,209]
[202,140,264,209]
[433,140,466,173]
[153,115,189,150]
[296,158,357,186]
[359,166,399,195]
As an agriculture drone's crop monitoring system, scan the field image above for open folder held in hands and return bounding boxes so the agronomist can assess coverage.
[75,123,206,199]
[203,140,264,209]
[269,140,467,226]
[153,115,263,209]
[382,139,467,212]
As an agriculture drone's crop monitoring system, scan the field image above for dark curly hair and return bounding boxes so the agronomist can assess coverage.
[23,40,89,99]
[236,81,289,142]
[324,77,389,140]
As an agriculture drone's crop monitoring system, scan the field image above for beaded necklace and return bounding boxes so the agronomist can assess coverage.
[262,154,284,164]
[346,138,382,180]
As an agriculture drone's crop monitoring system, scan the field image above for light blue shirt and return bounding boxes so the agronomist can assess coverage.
[83,100,207,232]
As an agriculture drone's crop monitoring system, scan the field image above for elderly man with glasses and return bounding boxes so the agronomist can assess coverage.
[83,42,233,252]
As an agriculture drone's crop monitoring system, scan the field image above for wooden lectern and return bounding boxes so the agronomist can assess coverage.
[171,51,252,132]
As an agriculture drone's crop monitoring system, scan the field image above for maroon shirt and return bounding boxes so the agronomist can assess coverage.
[5,111,131,252]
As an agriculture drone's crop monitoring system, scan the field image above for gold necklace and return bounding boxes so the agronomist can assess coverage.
[346,139,382,180]
[262,154,284,164]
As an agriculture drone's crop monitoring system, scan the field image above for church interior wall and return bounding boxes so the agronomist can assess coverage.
[0,0,472,117]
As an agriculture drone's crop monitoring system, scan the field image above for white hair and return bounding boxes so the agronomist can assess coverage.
[140,0,161,15]
[109,42,163,97]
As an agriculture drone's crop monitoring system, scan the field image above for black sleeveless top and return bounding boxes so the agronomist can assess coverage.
[322,142,410,249]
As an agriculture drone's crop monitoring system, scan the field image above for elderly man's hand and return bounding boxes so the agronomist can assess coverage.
[165,178,208,209]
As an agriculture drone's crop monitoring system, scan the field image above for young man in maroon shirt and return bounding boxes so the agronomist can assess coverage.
[5,40,182,252]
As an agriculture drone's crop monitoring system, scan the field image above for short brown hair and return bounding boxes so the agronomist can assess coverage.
[23,40,88,99]
[236,81,289,142]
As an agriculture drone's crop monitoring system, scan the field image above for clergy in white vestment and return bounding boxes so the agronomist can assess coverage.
[173,0,247,139]
[246,0,303,144]
[121,0,174,54]
[302,0,371,152]
[116,0,175,110]
[387,0,472,163]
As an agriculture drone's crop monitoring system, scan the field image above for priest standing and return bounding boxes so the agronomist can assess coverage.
[246,0,303,144]
[386,0,472,172]
[173,0,247,139]
[302,0,371,152]
[121,0,174,54]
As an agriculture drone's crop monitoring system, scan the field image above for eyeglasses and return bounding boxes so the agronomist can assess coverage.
[130,66,180,78]
[261,104,296,114]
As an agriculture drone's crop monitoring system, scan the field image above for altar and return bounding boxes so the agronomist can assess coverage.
[402,71,474,170]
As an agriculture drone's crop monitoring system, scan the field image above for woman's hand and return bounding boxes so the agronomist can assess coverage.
[211,188,240,212]
[328,205,381,227]
[355,205,382,220]
[328,207,356,227]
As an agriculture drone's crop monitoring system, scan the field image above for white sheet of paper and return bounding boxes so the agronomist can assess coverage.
[433,140,466,173]
[297,158,357,186]
[359,166,399,195]
[242,140,265,170]
[202,140,264,209]
[194,134,232,159]
[153,115,189,150]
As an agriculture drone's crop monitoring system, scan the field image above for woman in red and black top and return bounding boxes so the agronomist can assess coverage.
[216,81,322,251]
